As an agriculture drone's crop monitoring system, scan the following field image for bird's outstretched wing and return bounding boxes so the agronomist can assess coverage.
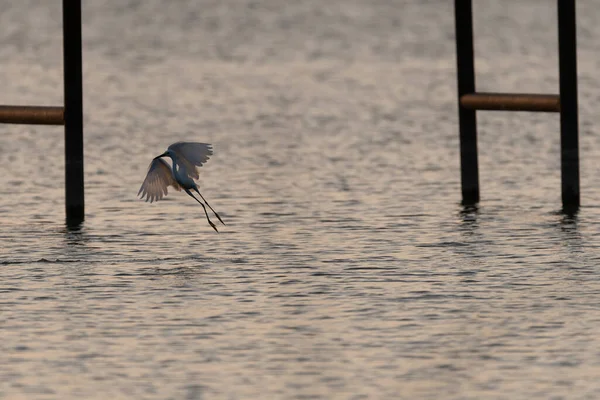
[138,158,181,203]
[168,142,213,180]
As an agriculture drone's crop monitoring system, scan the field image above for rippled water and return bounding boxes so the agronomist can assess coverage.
[2,1,600,398]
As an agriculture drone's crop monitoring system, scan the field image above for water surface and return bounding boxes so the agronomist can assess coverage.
[2,1,600,399]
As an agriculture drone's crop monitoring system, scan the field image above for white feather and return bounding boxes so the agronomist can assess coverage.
[168,142,213,180]
[138,158,181,203]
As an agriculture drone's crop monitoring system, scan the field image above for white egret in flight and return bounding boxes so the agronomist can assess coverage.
[138,142,225,232]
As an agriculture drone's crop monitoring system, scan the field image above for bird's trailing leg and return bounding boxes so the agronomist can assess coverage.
[193,187,225,225]
[185,189,218,232]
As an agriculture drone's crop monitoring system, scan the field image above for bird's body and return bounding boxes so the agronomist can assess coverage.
[172,161,193,188]
[168,153,194,188]
[138,142,224,232]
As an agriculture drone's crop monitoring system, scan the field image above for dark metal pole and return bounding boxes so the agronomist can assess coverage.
[63,0,84,226]
[558,0,580,212]
[455,0,479,205]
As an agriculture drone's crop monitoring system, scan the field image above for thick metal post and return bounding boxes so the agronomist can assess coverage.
[63,0,84,226]
[455,0,479,205]
[558,0,580,212]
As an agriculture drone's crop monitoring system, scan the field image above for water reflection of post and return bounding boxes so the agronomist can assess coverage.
[557,212,582,259]
[458,205,479,234]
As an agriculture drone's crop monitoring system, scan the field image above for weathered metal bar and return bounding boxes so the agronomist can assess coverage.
[63,0,85,226]
[455,0,479,205]
[460,93,560,112]
[558,0,580,212]
[0,105,64,125]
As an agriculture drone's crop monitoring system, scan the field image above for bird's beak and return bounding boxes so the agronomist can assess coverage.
[153,152,168,160]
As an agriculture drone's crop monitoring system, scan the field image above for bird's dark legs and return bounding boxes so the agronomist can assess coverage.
[193,187,225,225]
[185,189,218,232]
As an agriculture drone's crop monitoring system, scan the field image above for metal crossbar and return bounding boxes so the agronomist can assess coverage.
[460,93,560,113]
[0,106,65,125]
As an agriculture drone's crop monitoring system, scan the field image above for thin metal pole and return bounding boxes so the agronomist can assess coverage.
[63,0,84,226]
[558,0,580,212]
[455,0,479,205]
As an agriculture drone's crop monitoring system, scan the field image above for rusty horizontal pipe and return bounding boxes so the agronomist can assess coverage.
[0,105,65,125]
[460,93,560,112]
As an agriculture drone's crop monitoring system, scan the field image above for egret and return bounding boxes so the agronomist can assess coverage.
[138,142,225,232]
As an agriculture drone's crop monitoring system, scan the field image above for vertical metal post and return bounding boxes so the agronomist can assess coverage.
[558,0,580,212]
[455,0,480,205]
[63,0,84,226]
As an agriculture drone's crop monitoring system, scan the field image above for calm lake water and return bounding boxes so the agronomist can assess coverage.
[2,1,600,399]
